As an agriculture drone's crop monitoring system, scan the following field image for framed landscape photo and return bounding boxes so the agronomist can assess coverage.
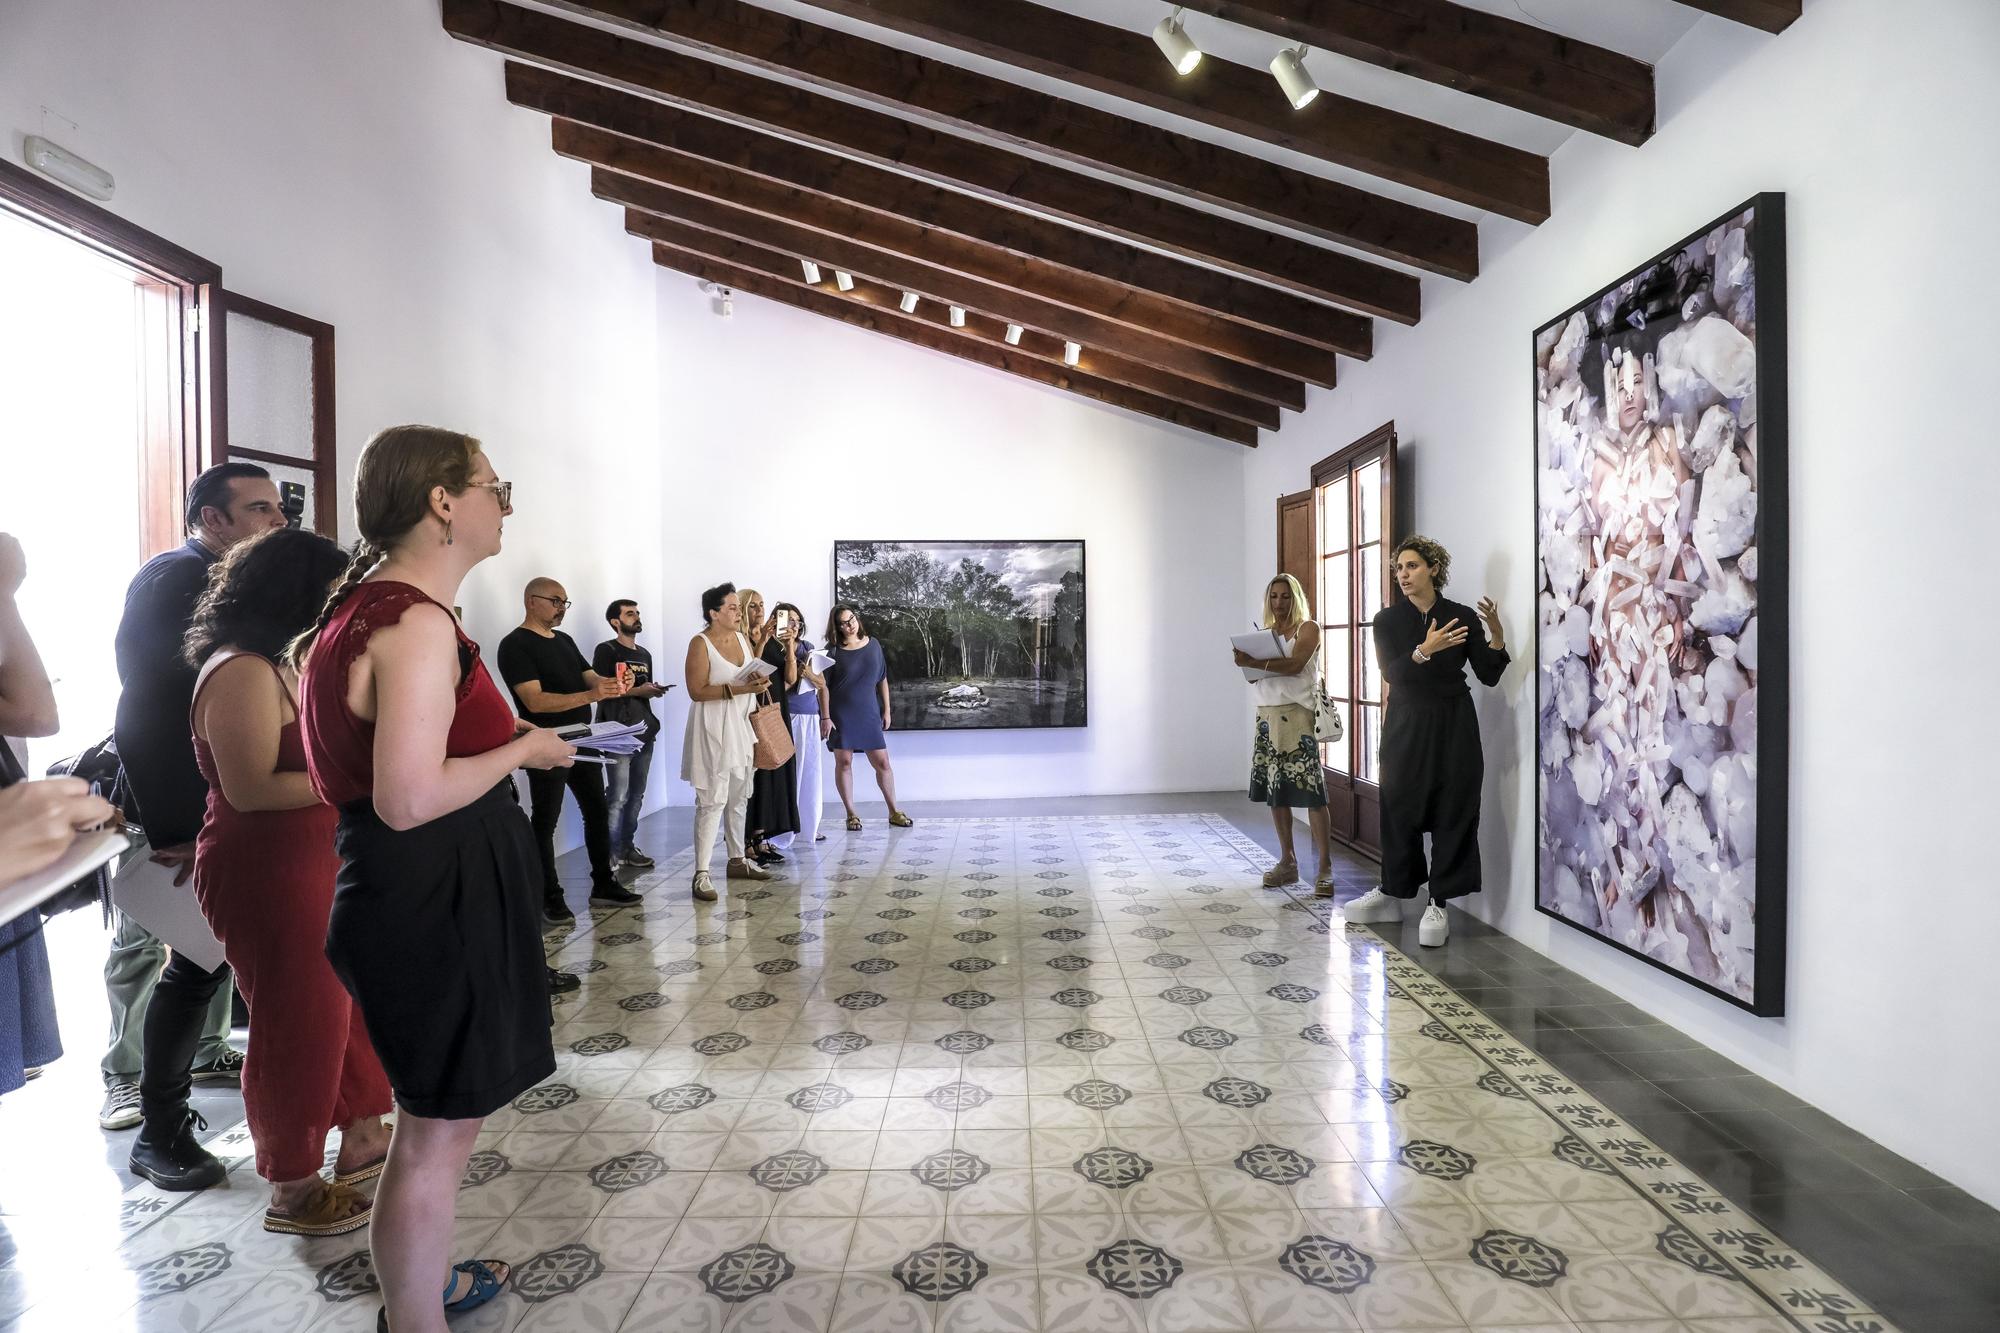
[832,540,1086,731]
[1532,194,1788,1015]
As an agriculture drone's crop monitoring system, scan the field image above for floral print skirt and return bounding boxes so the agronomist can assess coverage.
[1249,703,1327,809]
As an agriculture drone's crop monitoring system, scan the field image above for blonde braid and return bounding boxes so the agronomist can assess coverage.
[286,539,381,669]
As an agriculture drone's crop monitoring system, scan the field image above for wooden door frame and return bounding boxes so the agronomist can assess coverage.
[216,289,338,538]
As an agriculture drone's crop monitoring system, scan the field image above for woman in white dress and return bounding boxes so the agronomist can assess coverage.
[680,583,769,901]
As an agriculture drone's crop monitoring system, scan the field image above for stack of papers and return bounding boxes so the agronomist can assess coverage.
[555,720,651,764]
[0,827,130,927]
[731,658,778,686]
[1231,628,1286,682]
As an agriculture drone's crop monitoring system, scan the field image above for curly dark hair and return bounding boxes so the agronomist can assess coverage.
[184,527,352,668]
[1392,534,1452,592]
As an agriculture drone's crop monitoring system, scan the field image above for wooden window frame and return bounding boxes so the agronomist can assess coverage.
[216,290,338,538]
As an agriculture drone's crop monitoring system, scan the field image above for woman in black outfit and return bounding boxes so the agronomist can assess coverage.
[1342,535,1510,948]
[744,601,801,862]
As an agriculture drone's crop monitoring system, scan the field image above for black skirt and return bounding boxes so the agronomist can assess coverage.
[326,781,555,1120]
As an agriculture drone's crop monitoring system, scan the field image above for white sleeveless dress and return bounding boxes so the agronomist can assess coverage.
[681,631,756,791]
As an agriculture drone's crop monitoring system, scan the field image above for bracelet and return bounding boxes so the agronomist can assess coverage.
[1412,647,1430,664]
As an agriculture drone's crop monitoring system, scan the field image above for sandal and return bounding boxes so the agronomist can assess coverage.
[444,1258,510,1313]
[332,1150,388,1188]
[887,811,913,828]
[845,814,862,831]
[264,1179,372,1236]
[1261,860,1298,888]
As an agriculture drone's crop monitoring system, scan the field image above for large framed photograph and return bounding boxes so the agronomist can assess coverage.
[832,540,1086,731]
[1533,194,1788,1015]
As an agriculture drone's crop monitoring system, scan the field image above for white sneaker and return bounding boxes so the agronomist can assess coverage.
[1341,888,1404,924]
[1419,904,1449,948]
[691,870,718,902]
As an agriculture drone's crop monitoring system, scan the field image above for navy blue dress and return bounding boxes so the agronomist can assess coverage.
[825,639,888,753]
[1,745,62,1096]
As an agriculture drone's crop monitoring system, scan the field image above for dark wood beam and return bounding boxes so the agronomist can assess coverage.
[1169,0,1655,145]
[607,173,1308,411]
[562,122,1343,385]
[448,0,1473,283]
[639,218,1278,431]
[792,0,1549,219]
[1671,0,1801,33]
[649,244,1259,445]
[549,108,1380,343]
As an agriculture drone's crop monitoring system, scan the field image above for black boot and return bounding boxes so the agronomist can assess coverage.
[129,1109,226,1191]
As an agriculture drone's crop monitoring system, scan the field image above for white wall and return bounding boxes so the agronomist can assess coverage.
[646,276,1249,805]
[1246,0,2000,1206]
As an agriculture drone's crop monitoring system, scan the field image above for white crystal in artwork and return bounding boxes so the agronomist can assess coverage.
[1533,203,1772,1005]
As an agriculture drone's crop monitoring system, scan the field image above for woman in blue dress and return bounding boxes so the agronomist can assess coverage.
[821,604,911,830]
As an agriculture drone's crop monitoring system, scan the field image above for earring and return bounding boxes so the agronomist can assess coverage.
[445,519,454,547]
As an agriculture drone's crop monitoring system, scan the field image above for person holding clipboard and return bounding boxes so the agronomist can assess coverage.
[1232,574,1335,894]
[681,583,773,901]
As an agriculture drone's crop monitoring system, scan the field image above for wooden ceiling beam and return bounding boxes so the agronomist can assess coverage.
[562,122,1342,385]
[548,107,1379,344]
[1669,0,1801,33]
[448,0,1472,283]
[604,171,1308,411]
[792,0,1549,220]
[637,218,1278,431]
[1169,0,1655,145]
[648,244,1260,446]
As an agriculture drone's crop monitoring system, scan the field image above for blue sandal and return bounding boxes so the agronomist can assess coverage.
[375,1259,511,1329]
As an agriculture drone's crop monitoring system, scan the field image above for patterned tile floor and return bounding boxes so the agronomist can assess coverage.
[0,812,1904,1331]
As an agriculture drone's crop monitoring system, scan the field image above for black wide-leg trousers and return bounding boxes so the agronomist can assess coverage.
[1379,694,1485,902]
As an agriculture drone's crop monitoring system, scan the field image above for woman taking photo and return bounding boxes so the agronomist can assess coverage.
[822,603,911,830]
[771,601,829,848]
[682,582,770,900]
[174,527,394,1235]
[744,601,801,863]
[1233,574,1333,893]
[296,426,576,1332]
[1342,535,1509,948]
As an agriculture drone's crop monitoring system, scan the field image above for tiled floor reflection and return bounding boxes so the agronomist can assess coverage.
[1,813,1899,1331]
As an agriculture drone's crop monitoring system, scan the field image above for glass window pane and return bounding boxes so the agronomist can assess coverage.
[1360,625,1382,703]
[1321,629,1350,698]
[1319,552,1349,627]
[1322,733,1350,775]
[1358,459,1383,544]
[1359,704,1383,783]
[1317,475,1350,554]
[1360,544,1383,620]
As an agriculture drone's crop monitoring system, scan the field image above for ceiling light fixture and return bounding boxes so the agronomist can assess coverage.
[1151,7,1201,77]
[899,291,920,313]
[1063,341,1082,366]
[949,305,966,327]
[800,259,822,284]
[1005,324,1024,345]
[22,135,114,201]
[834,270,854,291]
[1270,44,1319,110]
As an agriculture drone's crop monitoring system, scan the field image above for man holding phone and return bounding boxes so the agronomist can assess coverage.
[594,599,672,873]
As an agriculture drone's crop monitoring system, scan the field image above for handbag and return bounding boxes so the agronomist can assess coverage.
[749,700,796,771]
[1306,648,1343,743]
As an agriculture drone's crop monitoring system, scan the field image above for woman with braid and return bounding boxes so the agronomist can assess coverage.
[295,426,575,1332]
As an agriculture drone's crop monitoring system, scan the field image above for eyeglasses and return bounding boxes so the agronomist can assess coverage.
[471,480,513,508]
[532,594,572,610]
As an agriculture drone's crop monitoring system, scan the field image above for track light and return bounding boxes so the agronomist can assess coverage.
[800,259,822,284]
[899,291,920,313]
[949,305,966,327]
[834,270,854,291]
[1151,7,1201,77]
[1270,44,1319,110]
[1005,324,1024,345]
[1063,341,1081,366]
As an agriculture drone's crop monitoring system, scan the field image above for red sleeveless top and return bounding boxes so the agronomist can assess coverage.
[300,581,516,809]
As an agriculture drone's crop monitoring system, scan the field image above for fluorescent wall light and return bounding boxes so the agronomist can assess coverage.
[22,135,114,201]
[800,259,822,284]
[834,270,854,291]
[949,306,966,327]
[1151,8,1201,77]
[899,291,920,313]
[1270,45,1319,110]
[1005,324,1024,345]
[1063,341,1081,366]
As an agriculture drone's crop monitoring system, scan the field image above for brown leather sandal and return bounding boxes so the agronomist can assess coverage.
[264,1179,373,1236]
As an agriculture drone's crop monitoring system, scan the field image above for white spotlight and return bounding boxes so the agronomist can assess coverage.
[1063,341,1081,366]
[1270,44,1319,110]
[1004,323,1024,345]
[800,259,822,284]
[900,291,920,313]
[1151,8,1201,77]
[834,270,854,291]
[949,305,966,327]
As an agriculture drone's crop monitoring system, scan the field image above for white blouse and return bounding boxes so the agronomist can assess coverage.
[681,631,757,790]
[1250,629,1320,711]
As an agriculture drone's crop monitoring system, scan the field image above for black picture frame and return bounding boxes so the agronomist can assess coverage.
[1531,193,1788,1016]
[830,539,1088,732]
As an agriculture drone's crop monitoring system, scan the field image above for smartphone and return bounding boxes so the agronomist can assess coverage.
[617,662,632,688]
